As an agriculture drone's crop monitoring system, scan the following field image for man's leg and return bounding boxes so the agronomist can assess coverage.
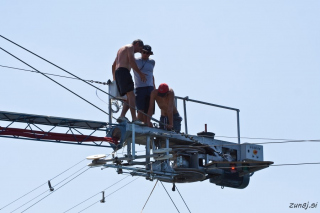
[127,91,137,121]
[137,111,144,122]
[142,114,148,123]
[173,113,182,133]
[120,100,129,118]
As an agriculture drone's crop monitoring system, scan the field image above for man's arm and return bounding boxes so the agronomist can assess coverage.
[147,90,157,127]
[127,47,147,82]
[112,58,116,80]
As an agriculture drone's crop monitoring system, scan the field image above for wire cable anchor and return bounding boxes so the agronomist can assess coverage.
[48,180,54,191]
[100,191,105,203]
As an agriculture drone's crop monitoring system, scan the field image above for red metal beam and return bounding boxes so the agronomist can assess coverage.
[0,126,118,144]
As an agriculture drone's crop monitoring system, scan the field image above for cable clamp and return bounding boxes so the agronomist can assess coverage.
[48,180,54,191]
[100,191,105,203]
[172,183,176,191]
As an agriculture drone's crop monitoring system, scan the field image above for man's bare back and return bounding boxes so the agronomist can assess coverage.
[115,44,134,71]
[112,41,146,82]
[154,90,178,116]
[147,88,179,128]
[111,39,146,124]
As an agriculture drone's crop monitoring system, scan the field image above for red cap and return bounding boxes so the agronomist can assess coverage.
[158,83,169,97]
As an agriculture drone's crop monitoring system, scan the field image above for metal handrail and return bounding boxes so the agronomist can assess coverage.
[175,96,241,144]
[107,81,241,144]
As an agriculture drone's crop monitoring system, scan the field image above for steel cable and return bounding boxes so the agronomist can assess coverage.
[160,181,180,213]
[0,159,85,211]
[0,47,111,117]
[77,177,139,213]
[175,185,191,213]
[141,180,158,213]
[63,175,130,212]
[21,167,91,213]
[10,165,88,213]
[0,64,108,85]
[0,35,168,126]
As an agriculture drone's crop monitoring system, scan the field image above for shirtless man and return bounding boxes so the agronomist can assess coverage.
[146,83,182,132]
[112,39,147,124]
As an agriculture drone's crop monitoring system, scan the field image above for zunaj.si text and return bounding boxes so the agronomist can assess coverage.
[289,202,318,210]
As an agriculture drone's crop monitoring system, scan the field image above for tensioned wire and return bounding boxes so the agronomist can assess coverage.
[0,35,165,126]
[160,181,180,213]
[10,165,89,213]
[3,49,318,149]
[0,158,86,211]
[63,175,131,212]
[0,47,114,119]
[2,35,318,149]
[77,177,140,213]
[0,64,108,85]
[20,167,91,213]
[2,64,318,148]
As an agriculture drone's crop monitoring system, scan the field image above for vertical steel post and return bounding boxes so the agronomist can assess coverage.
[108,82,112,125]
[166,138,169,164]
[152,138,155,152]
[183,98,188,134]
[132,124,135,160]
[146,136,150,168]
[127,139,132,160]
[165,138,169,154]
[237,110,241,144]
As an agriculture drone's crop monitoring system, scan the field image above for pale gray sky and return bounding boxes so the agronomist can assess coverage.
[1,1,319,212]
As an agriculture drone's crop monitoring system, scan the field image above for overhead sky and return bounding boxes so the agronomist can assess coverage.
[1,1,319,212]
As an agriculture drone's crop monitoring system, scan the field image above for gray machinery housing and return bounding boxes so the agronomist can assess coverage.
[89,122,273,189]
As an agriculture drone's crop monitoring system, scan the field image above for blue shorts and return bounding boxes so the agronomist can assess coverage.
[135,86,154,113]
[160,113,182,133]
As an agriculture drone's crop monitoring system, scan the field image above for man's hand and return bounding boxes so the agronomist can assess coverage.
[166,124,173,131]
[139,72,147,82]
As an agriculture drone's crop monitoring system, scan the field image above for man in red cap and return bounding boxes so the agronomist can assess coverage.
[146,83,182,132]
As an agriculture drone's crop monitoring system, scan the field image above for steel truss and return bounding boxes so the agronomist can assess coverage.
[0,111,114,147]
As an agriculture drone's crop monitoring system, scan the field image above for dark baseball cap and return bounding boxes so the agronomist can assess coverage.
[142,45,154,55]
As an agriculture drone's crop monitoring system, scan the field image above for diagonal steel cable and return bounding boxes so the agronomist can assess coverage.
[63,175,130,212]
[0,35,167,125]
[0,159,85,211]
[10,165,88,213]
[141,180,158,213]
[77,177,139,213]
[175,185,191,213]
[20,168,91,213]
[160,181,180,213]
[0,47,112,117]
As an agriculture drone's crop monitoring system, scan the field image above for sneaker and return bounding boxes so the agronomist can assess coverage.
[117,116,129,123]
[132,120,145,125]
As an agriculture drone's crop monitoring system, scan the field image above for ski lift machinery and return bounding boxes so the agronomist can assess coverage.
[90,81,273,189]
[0,81,273,189]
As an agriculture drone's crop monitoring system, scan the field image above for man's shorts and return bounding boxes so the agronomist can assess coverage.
[115,67,134,96]
[135,86,154,113]
[159,113,183,133]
